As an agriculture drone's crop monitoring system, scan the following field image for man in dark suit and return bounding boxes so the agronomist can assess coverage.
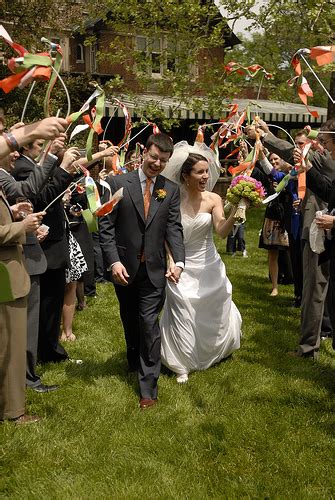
[100,133,185,408]
[1,135,70,390]
[247,121,335,359]
[12,144,80,364]
[1,150,55,391]
[298,119,335,351]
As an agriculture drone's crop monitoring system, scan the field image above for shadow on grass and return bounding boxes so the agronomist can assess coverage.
[232,268,335,429]
[63,351,139,396]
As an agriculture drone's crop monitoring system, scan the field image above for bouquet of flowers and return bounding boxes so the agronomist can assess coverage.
[225,175,266,224]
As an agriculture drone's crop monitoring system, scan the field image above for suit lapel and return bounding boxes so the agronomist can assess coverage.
[126,170,145,222]
[146,175,166,228]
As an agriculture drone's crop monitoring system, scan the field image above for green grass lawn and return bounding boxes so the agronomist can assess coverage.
[1,208,334,499]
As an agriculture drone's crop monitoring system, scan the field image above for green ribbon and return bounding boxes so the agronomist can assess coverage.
[21,53,52,69]
[86,87,105,161]
[307,129,319,139]
[44,49,63,117]
[82,208,98,233]
[246,104,251,125]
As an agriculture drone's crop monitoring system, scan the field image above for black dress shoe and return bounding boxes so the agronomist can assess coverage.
[31,383,59,393]
[288,350,319,360]
[292,296,301,308]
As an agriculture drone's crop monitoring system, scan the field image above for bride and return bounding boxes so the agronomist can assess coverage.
[160,141,242,383]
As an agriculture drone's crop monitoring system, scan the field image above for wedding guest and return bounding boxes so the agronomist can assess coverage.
[13,147,81,363]
[297,118,335,351]
[0,121,70,391]
[160,142,242,383]
[226,222,247,257]
[258,152,290,296]
[247,120,335,358]
[0,187,44,424]
[99,133,185,409]
[61,190,88,342]
[124,147,141,172]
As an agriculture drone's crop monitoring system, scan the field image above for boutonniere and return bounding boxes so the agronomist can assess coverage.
[155,188,167,201]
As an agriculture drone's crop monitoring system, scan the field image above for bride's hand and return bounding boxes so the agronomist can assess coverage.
[166,265,183,284]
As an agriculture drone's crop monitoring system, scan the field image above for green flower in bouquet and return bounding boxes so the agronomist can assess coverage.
[225,175,266,224]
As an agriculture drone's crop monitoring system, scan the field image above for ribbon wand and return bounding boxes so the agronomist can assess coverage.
[119,123,151,150]
[43,176,86,212]
[20,80,36,123]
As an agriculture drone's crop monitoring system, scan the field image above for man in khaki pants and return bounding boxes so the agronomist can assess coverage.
[0,187,44,424]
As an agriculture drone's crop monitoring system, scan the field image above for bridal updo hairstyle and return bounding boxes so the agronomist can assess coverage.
[180,153,208,183]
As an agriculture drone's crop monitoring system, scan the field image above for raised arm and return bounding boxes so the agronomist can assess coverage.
[0,117,68,159]
[212,192,237,239]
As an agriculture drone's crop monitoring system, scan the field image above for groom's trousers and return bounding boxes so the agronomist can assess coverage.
[114,263,165,400]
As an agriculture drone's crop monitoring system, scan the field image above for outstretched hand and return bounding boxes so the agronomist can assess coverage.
[98,142,119,158]
[60,147,82,174]
[30,117,68,140]
[23,211,45,233]
[245,119,269,140]
[293,147,312,171]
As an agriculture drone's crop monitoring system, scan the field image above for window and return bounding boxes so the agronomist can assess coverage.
[76,43,84,63]
[151,38,162,76]
[90,44,97,73]
[136,36,177,79]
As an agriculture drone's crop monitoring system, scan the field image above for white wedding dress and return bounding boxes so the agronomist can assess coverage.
[160,212,242,375]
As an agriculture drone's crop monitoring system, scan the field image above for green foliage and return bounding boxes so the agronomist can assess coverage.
[1,0,335,127]
[1,208,334,498]
[0,71,93,127]
[221,0,335,107]
[0,0,84,47]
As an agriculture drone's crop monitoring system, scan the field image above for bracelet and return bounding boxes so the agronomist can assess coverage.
[3,132,19,152]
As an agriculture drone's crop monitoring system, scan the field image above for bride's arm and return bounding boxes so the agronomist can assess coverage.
[211,193,237,239]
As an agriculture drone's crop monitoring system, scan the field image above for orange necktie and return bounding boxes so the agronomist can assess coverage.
[143,178,152,219]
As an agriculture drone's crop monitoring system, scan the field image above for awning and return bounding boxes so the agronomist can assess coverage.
[105,95,327,125]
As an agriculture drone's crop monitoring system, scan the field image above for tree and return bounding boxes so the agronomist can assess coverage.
[219,0,335,112]
[0,0,242,128]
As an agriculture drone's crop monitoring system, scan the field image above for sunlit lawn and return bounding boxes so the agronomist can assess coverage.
[1,208,334,498]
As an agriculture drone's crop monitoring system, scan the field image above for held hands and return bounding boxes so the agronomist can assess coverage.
[315,213,335,230]
[165,264,183,284]
[245,119,269,140]
[111,262,129,286]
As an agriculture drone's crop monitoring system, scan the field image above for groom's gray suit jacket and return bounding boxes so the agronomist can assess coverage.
[99,169,185,287]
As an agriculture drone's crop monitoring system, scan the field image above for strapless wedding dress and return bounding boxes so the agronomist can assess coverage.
[160,213,242,375]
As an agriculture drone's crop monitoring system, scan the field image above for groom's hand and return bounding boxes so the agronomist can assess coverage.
[111,262,129,286]
[166,265,183,284]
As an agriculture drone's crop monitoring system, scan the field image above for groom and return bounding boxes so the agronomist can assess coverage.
[100,133,185,408]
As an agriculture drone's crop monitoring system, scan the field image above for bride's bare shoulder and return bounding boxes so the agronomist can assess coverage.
[206,191,222,204]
